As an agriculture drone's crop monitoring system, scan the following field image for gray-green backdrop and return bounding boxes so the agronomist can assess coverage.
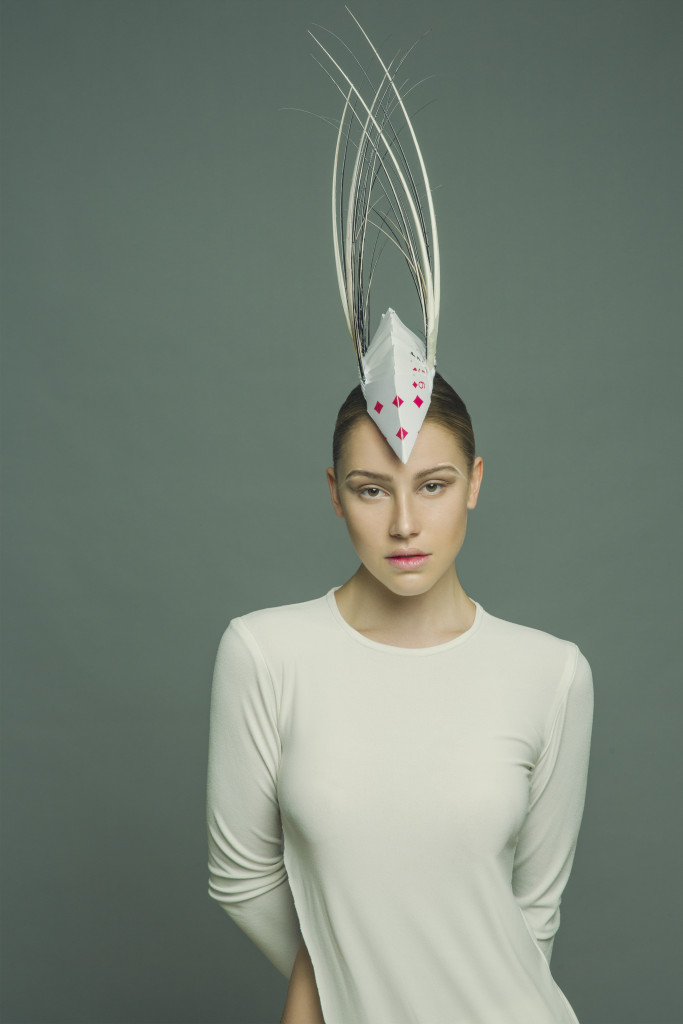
[2,1,681,1022]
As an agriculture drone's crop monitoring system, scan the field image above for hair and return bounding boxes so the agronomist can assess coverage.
[332,372,476,477]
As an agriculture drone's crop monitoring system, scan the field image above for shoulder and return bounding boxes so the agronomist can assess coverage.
[237,592,329,635]
[211,593,332,698]
[218,592,330,657]
[481,605,578,652]
[479,606,592,697]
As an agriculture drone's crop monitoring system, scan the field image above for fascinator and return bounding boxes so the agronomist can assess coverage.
[311,11,440,463]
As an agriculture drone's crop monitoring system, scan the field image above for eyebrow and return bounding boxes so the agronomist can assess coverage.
[344,463,466,483]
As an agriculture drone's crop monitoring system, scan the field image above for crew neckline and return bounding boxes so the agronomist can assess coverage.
[325,587,484,655]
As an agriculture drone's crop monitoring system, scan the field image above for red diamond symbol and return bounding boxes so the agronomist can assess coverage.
[392,395,403,407]
[374,401,383,414]
[414,395,424,408]
[396,428,408,440]
[412,381,419,388]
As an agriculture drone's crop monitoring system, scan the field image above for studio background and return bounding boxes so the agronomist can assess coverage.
[1,1,681,1022]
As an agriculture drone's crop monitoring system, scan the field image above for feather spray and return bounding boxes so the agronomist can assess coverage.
[310,9,440,462]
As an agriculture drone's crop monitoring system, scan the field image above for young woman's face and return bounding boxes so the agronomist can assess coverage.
[327,418,483,598]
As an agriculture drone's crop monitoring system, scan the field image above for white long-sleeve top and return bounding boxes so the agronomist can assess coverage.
[206,589,594,1023]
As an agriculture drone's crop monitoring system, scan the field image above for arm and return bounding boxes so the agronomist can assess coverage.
[280,938,325,1024]
[206,618,303,977]
[512,647,594,965]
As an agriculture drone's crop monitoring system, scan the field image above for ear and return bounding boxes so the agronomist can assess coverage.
[466,456,484,510]
[326,467,346,519]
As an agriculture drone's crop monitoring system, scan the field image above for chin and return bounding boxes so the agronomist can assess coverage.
[375,571,440,598]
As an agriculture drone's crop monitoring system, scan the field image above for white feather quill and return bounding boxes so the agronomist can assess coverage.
[311,12,441,461]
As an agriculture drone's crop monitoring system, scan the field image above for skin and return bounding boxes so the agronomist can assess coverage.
[281,416,484,1021]
[327,416,484,648]
[280,939,325,1024]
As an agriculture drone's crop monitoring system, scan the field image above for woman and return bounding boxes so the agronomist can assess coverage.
[206,19,593,1024]
[207,373,593,1024]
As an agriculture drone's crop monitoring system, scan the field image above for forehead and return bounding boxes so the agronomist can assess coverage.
[341,417,466,472]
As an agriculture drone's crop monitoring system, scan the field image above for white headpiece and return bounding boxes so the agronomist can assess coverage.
[311,11,440,463]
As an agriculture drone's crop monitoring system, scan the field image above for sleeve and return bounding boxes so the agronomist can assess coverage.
[512,645,594,965]
[206,617,303,978]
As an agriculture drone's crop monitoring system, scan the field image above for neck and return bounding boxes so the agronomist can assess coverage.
[335,564,475,646]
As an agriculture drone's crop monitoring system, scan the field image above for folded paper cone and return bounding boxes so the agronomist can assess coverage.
[361,309,435,463]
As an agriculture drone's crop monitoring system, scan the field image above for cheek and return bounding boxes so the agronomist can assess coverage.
[435,500,469,540]
[342,504,383,549]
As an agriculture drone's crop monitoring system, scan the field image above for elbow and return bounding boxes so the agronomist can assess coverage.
[536,934,555,965]
[208,863,290,913]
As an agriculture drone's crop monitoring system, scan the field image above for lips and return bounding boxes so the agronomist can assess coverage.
[386,551,431,570]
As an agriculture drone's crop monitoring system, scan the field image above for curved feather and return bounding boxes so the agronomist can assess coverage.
[310,12,440,373]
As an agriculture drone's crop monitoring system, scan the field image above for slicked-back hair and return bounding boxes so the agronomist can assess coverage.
[332,372,476,477]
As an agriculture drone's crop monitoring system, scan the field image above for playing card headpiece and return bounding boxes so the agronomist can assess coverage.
[311,12,440,463]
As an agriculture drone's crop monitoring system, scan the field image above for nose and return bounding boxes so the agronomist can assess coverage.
[389,491,420,539]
